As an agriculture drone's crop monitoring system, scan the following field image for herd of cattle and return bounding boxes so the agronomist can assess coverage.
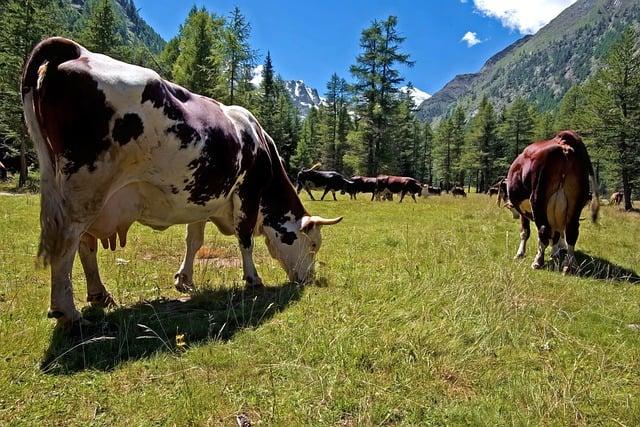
[295,165,467,202]
[19,38,606,328]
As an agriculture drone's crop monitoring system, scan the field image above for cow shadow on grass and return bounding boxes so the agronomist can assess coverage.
[41,282,303,374]
[547,250,640,284]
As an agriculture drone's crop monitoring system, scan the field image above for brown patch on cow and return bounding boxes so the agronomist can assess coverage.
[112,113,144,145]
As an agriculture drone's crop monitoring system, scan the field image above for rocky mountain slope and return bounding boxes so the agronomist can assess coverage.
[416,0,640,122]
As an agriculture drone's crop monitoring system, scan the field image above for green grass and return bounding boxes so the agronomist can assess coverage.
[1,192,639,425]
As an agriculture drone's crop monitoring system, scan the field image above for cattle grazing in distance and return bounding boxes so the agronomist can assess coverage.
[451,186,467,197]
[22,37,342,327]
[422,185,442,196]
[505,130,599,273]
[341,175,379,200]
[296,165,351,201]
[610,191,623,206]
[376,175,422,202]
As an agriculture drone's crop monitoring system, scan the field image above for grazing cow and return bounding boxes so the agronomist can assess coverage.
[496,179,508,207]
[505,131,599,273]
[422,185,442,196]
[451,186,467,197]
[376,175,422,203]
[341,175,378,201]
[22,37,342,326]
[296,166,350,201]
[610,191,623,206]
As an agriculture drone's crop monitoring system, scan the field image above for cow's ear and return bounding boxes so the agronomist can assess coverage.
[301,215,343,232]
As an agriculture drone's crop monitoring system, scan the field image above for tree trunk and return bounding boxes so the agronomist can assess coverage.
[18,139,28,188]
[622,171,633,211]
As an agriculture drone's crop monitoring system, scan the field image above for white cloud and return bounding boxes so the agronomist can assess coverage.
[461,31,482,47]
[250,65,264,87]
[471,0,577,34]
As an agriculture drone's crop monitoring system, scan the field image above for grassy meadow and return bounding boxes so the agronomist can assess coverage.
[0,190,639,425]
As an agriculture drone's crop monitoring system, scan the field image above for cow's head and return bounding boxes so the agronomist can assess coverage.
[263,214,342,283]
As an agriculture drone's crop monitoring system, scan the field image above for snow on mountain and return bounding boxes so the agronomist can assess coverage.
[283,80,323,117]
[400,86,432,108]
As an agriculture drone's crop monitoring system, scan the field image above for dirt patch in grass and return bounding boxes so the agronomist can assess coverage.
[196,246,242,268]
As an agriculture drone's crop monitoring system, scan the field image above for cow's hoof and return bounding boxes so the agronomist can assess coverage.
[87,291,116,308]
[531,261,544,270]
[48,309,85,330]
[174,273,194,293]
[244,276,264,288]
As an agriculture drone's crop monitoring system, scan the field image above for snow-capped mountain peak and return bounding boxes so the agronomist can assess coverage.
[400,86,431,108]
[284,80,322,117]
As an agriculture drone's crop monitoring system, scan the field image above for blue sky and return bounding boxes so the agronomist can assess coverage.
[136,0,575,96]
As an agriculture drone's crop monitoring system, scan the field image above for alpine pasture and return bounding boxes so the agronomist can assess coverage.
[1,189,639,425]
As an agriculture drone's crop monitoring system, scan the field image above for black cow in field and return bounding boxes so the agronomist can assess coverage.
[296,165,351,201]
[505,130,599,273]
[376,175,422,203]
[422,185,442,196]
[341,175,378,200]
[451,186,467,197]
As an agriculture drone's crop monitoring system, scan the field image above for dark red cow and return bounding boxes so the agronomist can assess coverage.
[376,175,422,203]
[505,131,600,273]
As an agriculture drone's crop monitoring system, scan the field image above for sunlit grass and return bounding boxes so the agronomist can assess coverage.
[0,191,639,425]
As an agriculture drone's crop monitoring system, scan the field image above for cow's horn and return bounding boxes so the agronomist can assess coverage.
[301,215,343,230]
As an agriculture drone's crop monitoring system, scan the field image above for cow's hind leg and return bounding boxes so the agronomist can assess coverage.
[562,213,580,274]
[48,236,83,327]
[514,215,530,259]
[305,186,315,201]
[332,190,337,201]
[174,221,206,292]
[320,187,330,201]
[233,190,263,288]
[532,224,551,269]
[79,234,115,307]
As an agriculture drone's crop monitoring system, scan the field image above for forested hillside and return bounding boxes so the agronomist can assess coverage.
[417,0,640,121]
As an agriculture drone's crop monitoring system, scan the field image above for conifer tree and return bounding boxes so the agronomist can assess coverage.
[218,7,256,106]
[81,0,122,56]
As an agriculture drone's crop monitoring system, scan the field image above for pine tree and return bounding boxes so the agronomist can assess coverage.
[294,107,321,169]
[81,0,122,56]
[420,122,434,184]
[469,96,499,192]
[320,73,349,170]
[433,118,454,189]
[258,52,276,132]
[584,27,640,210]
[450,106,466,185]
[218,7,256,106]
[172,7,223,97]
[501,97,534,161]
[0,0,64,187]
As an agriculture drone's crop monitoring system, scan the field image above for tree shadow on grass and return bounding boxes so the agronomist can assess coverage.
[41,282,303,374]
[548,250,640,283]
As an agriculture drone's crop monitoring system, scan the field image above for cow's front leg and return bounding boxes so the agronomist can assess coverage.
[233,193,263,288]
[399,191,406,203]
[49,241,82,326]
[332,190,337,201]
[514,215,530,259]
[410,193,417,203]
[320,187,330,201]
[79,234,115,307]
[174,221,205,293]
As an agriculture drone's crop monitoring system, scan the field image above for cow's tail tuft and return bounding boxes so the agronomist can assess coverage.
[22,37,82,266]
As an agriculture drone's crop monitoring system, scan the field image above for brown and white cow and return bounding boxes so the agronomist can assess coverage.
[505,131,599,273]
[22,38,342,326]
[610,191,623,206]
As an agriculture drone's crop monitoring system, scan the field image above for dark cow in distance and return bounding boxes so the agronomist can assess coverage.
[422,185,442,196]
[376,175,422,202]
[341,175,378,200]
[451,186,467,197]
[505,130,599,273]
[296,165,351,201]
[22,37,342,327]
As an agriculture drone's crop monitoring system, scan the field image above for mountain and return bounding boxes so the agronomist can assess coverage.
[283,80,323,117]
[66,0,165,53]
[400,86,431,108]
[416,0,640,122]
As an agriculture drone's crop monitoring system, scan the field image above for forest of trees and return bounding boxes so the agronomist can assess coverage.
[0,1,638,208]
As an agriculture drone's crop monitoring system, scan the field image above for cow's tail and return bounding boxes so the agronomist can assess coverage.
[22,38,82,266]
[589,164,600,223]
